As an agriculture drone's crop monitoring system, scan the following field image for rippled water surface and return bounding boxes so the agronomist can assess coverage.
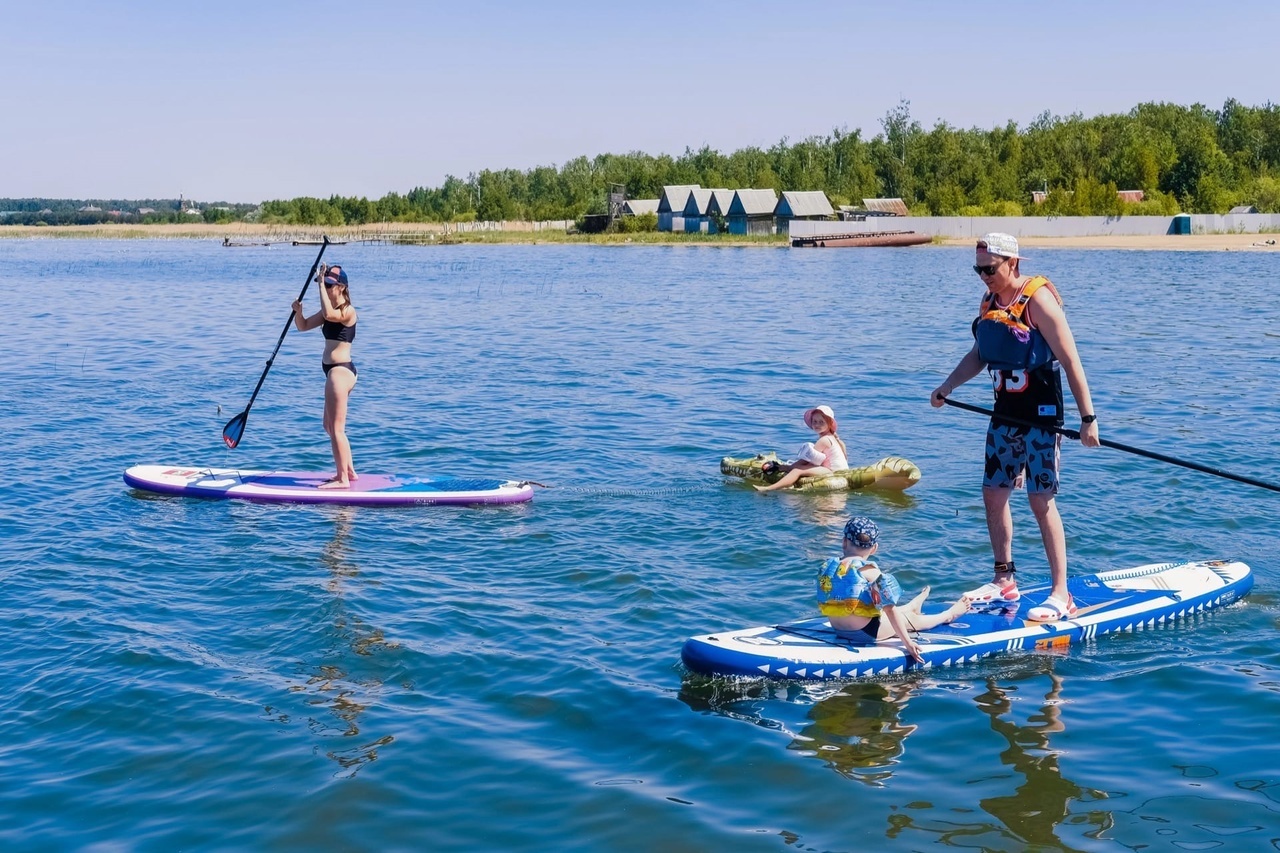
[5,239,1280,851]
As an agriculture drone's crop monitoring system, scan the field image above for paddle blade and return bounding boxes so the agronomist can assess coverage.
[222,411,248,449]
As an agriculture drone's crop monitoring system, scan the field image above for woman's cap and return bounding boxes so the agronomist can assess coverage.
[804,405,837,432]
[324,266,349,286]
[796,442,826,465]
[977,232,1025,259]
[843,516,879,548]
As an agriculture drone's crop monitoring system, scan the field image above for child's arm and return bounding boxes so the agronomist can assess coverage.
[859,566,923,663]
[882,604,923,663]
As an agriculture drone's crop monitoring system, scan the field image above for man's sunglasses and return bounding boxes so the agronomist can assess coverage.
[973,262,1006,276]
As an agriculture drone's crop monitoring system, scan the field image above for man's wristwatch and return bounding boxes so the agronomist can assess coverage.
[1081,414,1097,424]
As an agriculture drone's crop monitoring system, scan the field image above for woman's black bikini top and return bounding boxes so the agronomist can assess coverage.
[322,319,356,343]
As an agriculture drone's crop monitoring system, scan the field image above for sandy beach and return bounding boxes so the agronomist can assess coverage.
[0,222,1277,250]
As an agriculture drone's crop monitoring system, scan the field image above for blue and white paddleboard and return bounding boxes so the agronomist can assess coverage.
[681,560,1252,680]
[124,465,535,506]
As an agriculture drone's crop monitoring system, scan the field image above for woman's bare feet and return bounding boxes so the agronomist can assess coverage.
[318,477,350,490]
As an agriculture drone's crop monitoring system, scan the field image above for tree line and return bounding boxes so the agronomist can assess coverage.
[0,198,258,227]
[8,99,1279,228]
[257,99,1279,225]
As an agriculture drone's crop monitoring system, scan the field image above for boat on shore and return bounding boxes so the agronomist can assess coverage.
[791,230,931,248]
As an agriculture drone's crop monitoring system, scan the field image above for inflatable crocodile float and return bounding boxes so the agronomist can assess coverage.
[720,452,922,492]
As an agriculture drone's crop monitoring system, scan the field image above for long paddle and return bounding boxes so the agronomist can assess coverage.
[941,397,1280,494]
[222,237,330,448]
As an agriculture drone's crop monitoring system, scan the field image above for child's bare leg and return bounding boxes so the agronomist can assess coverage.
[902,595,972,633]
[902,585,931,615]
[754,463,826,492]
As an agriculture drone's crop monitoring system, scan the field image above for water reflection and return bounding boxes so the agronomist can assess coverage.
[967,671,1108,849]
[678,676,920,788]
[301,507,397,776]
[778,487,917,526]
[788,491,850,530]
[681,662,1113,846]
[786,681,918,787]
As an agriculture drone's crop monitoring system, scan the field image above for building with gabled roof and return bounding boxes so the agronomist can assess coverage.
[682,188,729,233]
[706,189,738,218]
[657,185,700,231]
[726,189,778,235]
[775,191,833,233]
[623,199,659,216]
[862,197,909,216]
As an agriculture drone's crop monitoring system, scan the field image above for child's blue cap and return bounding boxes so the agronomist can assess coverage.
[324,266,348,286]
[843,516,879,548]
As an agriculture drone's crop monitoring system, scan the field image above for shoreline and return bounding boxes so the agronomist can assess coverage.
[1,222,1277,251]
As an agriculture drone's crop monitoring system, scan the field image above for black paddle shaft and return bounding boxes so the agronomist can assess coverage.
[222,237,329,448]
[940,397,1280,494]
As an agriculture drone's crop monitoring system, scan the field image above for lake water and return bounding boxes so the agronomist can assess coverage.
[4,238,1280,851]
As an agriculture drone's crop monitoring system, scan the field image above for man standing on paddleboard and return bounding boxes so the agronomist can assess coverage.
[930,233,1100,622]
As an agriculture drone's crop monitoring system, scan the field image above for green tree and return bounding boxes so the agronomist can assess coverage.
[238,97,1280,224]
[875,99,921,202]
[1246,175,1280,212]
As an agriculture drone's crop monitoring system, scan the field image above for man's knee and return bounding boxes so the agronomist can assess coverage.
[1027,492,1057,518]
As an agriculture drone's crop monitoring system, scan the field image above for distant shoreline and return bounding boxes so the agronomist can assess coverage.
[1,222,1277,251]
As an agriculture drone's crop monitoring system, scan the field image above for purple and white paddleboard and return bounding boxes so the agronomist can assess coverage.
[124,465,535,506]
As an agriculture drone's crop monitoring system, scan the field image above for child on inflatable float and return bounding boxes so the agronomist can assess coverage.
[819,517,972,663]
[754,405,849,492]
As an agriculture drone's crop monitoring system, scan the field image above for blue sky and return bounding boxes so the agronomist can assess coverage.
[3,0,1276,203]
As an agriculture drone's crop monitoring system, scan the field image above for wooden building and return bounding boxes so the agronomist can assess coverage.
[1032,189,1146,205]
[838,197,909,220]
[682,188,729,233]
[861,197,909,216]
[623,199,660,216]
[726,189,778,235]
[706,189,737,218]
[657,185,700,232]
[775,190,833,234]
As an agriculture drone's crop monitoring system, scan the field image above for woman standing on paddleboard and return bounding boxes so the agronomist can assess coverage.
[930,233,1099,622]
[292,263,358,490]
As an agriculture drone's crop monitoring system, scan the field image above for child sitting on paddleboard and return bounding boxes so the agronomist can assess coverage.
[755,405,850,492]
[818,517,971,663]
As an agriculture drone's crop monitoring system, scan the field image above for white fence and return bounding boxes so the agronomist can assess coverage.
[789,214,1280,239]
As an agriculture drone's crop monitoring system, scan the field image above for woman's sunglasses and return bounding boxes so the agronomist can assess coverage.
[973,261,1006,276]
